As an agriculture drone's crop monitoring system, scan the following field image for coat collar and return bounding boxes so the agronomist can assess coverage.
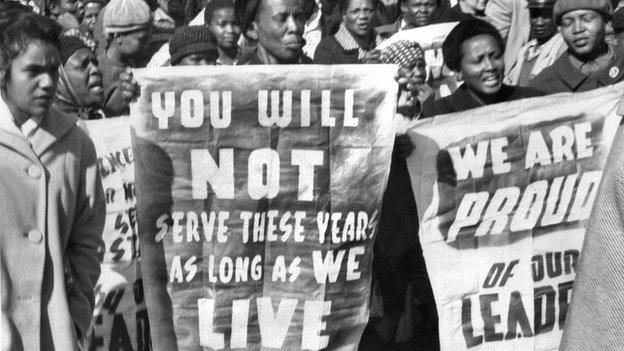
[552,48,624,91]
[333,23,383,59]
[30,107,77,156]
[0,105,77,161]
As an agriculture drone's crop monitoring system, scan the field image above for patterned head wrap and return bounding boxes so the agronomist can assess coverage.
[379,40,425,69]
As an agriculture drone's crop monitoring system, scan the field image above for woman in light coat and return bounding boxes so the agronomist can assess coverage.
[0,9,105,351]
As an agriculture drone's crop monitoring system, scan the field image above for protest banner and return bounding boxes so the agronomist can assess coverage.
[83,117,150,351]
[377,22,459,99]
[406,83,624,351]
[130,65,397,350]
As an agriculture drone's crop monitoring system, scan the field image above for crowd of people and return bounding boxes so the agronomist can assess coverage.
[2,0,624,349]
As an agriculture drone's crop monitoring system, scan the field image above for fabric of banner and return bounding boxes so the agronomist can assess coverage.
[83,117,150,351]
[130,65,397,350]
[406,82,623,351]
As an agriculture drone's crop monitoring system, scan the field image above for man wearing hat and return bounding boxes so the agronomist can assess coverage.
[98,0,152,116]
[529,0,624,93]
[505,0,566,86]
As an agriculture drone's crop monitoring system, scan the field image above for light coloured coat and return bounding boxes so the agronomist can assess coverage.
[560,124,624,350]
[505,33,567,86]
[485,0,531,76]
[0,106,105,351]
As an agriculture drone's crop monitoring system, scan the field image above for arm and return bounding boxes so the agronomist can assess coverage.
[484,0,514,40]
[66,131,106,338]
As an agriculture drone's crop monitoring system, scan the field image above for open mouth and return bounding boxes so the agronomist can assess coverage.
[88,81,103,94]
[482,75,501,88]
[573,38,589,47]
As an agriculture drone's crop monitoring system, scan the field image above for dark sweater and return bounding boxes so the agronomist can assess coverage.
[314,36,361,64]
[421,83,543,117]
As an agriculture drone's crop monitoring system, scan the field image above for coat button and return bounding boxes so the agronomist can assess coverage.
[27,165,41,179]
[27,229,43,244]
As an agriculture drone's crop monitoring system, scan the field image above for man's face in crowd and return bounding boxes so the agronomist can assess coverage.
[344,0,375,37]
[64,48,104,107]
[463,0,488,14]
[82,2,102,32]
[460,34,504,96]
[253,0,306,63]
[60,0,78,15]
[402,0,438,28]
[530,7,557,44]
[209,8,241,49]
[117,27,151,58]
[178,52,218,66]
[560,9,607,59]
[2,42,60,121]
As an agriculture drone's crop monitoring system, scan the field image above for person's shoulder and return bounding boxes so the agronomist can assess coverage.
[47,108,96,158]
[420,95,453,118]
[527,61,560,90]
[507,85,544,99]
[313,36,338,61]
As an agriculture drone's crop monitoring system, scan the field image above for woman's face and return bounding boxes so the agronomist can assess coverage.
[459,34,504,97]
[344,0,375,38]
[64,48,104,107]
[407,56,427,83]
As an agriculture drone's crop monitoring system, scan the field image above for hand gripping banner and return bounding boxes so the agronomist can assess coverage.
[130,65,397,350]
[406,83,623,351]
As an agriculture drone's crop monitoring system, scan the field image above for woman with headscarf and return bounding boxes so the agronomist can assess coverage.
[421,18,542,117]
[314,0,383,64]
[54,34,106,120]
[54,34,138,119]
[361,40,439,350]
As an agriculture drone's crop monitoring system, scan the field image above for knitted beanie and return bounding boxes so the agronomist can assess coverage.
[553,0,613,23]
[103,0,152,34]
[379,41,425,70]
[169,26,218,65]
[59,35,90,65]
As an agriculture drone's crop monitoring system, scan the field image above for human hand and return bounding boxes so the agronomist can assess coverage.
[362,49,381,64]
[119,69,140,105]
[395,133,415,159]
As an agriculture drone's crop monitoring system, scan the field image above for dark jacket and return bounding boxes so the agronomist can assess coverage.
[376,9,472,39]
[421,83,543,117]
[528,50,624,94]
[97,52,128,117]
[238,49,314,65]
[314,36,360,64]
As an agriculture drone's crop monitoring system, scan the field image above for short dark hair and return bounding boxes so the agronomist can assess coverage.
[399,0,440,7]
[0,12,62,74]
[204,0,235,25]
[339,0,378,14]
[442,18,505,72]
